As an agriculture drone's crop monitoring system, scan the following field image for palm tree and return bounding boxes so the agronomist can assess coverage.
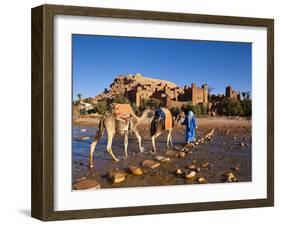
[77,93,82,101]
[208,87,215,102]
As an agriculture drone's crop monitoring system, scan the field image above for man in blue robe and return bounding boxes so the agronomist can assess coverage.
[182,111,197,143]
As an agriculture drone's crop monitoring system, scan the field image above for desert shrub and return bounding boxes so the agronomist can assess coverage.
[93,100,108,115]
[112,94,130,104]
[181,102,207,116]
[83,97,93,104]
[219,98,243,116]
[79,108,87,115]
[140,98,161,111]
[241,99,252,117]
[199,103,208,115]
[181,101,193,114]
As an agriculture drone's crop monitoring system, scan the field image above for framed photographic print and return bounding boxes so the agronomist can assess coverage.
[31,4,274,221]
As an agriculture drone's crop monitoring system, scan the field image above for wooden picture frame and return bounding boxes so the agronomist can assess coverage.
[31,4,274,221]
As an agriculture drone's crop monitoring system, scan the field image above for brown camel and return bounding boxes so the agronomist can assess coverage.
[150,108,184,152]
[88,108,152,168]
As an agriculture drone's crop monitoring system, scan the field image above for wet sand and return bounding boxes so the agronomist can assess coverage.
[72,117,251,189]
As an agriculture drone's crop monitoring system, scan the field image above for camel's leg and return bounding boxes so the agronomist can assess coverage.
[169,130,174,147]
[124,131,128,157]
[167,130,171,149]
[88,131,101,168]
[134,130,144,153]
[167,129,173,148]
[106,132,119,161]
[151,132,161,152]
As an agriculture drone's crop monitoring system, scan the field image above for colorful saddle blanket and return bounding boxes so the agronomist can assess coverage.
[161,108,172,129]
[155,107,172,129]
[114,104,133,120]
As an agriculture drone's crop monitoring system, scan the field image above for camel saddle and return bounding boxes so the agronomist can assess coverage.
[161,108,172,129]
[113,104,133,122]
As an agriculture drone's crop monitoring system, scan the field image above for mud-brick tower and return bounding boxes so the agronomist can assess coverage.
[191,83,197,104]
[135,86,141,107]
[202,84,208,103]
[225,85,232,98]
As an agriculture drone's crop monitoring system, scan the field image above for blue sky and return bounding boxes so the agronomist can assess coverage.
[72,34,252,99]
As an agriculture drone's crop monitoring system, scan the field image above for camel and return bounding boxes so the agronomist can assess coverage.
[150,108,185,152]
[88,107,152,168]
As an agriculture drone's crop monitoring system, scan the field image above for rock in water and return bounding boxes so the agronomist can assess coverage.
[201,162,209,168]
[155,156,170,162]
[73,178,101,190]
[178,152,186,158]
[186,171,196,179]
[128,166,143,176]
[142,159,160,169]
[198,177,207,184]
[186,164,196,170]
[165,150,178,157]
[227,172,237,182]
[176,168,183,175]
[81,136,90,140]
[185,143,195,148]
[109,169,127,184]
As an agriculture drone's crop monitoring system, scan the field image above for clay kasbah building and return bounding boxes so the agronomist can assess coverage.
[91,73,242,111]
[115,73,240,106]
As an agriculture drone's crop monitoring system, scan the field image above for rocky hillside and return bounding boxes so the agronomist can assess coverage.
[91,73,177,103]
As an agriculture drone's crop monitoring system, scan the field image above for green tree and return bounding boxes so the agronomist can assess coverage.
[241,99,252,117]
[220,98,242,116]
[112,94,129,104]
[140,98,161,111]
[77,93,82,101]
[181,102,208,117]
[181,101,193,114]
[93,101,108,115]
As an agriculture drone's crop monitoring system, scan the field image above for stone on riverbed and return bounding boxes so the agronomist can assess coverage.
[185,143,195,148]
[155,156,170,162]
[176,168,183,175]
[109,169,127,184]
[186,171,196,179]
[186,164,196,170]
[165,150,178,157]
[73,178,101,190]
[81,136,90,140]
[201,162,209,168]
[142,159,160,169]
[177,151,186,158]
[198,177,207,184]
[128,166,143,176]
[226,172,237,182]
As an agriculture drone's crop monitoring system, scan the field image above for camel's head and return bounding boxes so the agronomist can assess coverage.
[174,110,185,126]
